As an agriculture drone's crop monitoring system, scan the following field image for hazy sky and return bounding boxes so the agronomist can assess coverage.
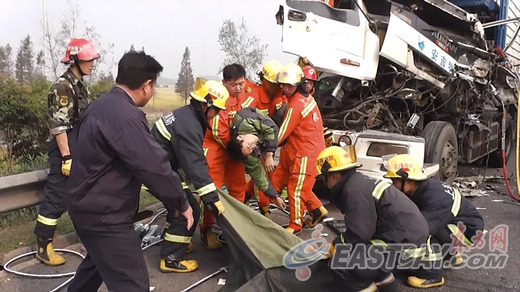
[0,0,296,80]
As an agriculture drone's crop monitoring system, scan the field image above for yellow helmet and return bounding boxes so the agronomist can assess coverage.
[259,60,283,83]
[316,146,361,177]
[190,79,229,110]
[276,63,304,85]
[383,154,427,181]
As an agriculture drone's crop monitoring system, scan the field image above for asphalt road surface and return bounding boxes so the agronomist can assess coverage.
[1,153,519,292]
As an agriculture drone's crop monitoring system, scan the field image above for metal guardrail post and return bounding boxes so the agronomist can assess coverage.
[0,170,48,214]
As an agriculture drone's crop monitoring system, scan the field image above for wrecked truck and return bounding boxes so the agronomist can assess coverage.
[276,0,520,182]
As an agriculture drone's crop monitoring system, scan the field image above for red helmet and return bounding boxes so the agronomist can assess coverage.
[302,66,318,81]
[61,38,100,64]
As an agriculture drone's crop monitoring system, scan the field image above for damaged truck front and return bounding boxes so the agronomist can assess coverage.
[276,0,520,182]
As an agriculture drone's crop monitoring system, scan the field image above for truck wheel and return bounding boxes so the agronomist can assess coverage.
[486,115,514,168]
[422,121,458,184]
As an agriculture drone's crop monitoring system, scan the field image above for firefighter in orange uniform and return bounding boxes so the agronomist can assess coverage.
[240,60,286,218]
[302,65,335,148]
[244,78,258,94]
[201,64,248,249]
[271,63,328,233]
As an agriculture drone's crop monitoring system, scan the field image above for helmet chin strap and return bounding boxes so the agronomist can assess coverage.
[71,54,85,77]
[204,95,214,118]
[396,169,408,193]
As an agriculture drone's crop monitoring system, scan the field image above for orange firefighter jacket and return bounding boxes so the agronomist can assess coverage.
[242,86,287,117]
[277,91,325,164]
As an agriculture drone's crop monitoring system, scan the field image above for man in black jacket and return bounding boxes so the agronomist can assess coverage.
[150,79,228,273]
[384,154,484,268]
[316,146,444,291]
[67,51,193,292]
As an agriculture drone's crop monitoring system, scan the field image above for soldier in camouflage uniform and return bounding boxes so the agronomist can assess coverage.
[34,38,99,266]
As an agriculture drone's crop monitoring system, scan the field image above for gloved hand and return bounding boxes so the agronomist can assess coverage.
[211,200,225,216]
[61,155,72,176]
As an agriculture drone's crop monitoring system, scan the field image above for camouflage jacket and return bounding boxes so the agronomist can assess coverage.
[47,69,90,136]
[230,107,279,198]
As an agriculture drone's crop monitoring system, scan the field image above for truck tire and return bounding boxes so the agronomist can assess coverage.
[422,121,458,184]
[486,115,514,168]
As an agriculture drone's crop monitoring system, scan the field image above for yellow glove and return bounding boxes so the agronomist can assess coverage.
[61,155,72,176]
[213,200,225,215]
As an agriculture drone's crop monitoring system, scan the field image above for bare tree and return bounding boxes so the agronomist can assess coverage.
[175,47,195,105]
[218,18,268,78]
[41,0,114,80]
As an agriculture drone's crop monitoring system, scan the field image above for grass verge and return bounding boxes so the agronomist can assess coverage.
[0,190,160,264]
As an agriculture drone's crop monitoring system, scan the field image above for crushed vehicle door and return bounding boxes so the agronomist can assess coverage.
[278,0,380,81]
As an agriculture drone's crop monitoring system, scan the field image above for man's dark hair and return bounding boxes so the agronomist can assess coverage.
[223,63,246,81]
[115,50,163,90]
[226,134,247,161]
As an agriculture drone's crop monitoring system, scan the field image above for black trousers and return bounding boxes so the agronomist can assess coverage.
[329,243,393,292]
[160,190,200,259]
[68,221,149,292]
[34,138,69,238]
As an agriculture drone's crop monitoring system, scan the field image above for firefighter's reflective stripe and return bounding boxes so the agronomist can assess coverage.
[199,200,205,222]
[37,215,58,226]
[241,96,255,108]
[420,251,443,261]
[370,239,428,258]
[420,236,442,261]
[181,182,189,190]
[301,99,317,118]
[198,183,217,196]
[370,239,386,247]
[372,181,391,201]
[211,116,225,147]
[155,119,171,141]
[451,189,462,217]
[293,157,307,225]
[254,184,260,200]
[203,148,208,156]
[164,233,191,244]
[277,108,293,142]
[447,223,473,246]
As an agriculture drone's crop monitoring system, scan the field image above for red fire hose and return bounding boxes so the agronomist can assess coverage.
[501,92,520,202]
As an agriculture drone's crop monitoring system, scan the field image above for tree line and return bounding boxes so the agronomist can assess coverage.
[0,35,114,175]
[1,4,267,175]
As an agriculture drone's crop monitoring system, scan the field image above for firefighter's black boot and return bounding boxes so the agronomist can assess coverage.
[36,237,65,266]
[160,254,198,273]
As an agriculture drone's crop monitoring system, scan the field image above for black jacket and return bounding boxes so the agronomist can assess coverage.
[412,178,484,236]
[68,86,189,225]
[331,171,429,247]
[150,101,219,204]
